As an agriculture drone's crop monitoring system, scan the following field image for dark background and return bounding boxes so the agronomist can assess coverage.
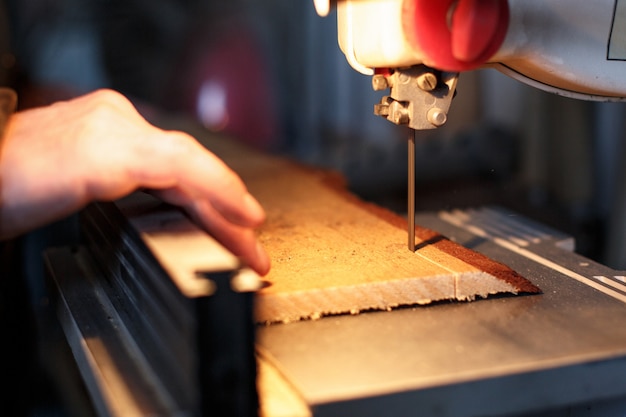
[1,1,625,415]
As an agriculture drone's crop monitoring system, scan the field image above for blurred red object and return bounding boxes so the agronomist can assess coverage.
[168,23,279,150]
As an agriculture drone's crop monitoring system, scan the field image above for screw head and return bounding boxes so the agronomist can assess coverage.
[416,72,438,91]
[427,108,447,127]
[372,75,389,91]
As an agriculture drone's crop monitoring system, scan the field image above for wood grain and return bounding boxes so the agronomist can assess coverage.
[168,123,540,324]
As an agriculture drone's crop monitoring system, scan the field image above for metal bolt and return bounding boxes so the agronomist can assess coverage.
[374,103,390,117]
[372,74,389,91]
[392,110,409,124]
[389,101,410,125]
[427,107,447,127]
[391,109,409,125]
[416,72,438,91]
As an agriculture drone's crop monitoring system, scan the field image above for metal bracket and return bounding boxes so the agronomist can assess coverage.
[373,65,459,130]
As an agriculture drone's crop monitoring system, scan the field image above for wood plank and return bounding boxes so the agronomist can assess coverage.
[161,121,540,324]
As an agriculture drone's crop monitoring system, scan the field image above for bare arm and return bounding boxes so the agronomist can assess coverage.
[0,89,270,275]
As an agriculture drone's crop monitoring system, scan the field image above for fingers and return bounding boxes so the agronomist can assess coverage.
[76,92,270,273]
[150,185,269,275]
[177,139,266,227]
[136,133,269,275]
[185,199,271,276]
[0,88,271,273]
[127,130,266,228]
[71,95,265,228]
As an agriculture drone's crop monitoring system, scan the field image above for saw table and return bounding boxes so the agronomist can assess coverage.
[256,207,626,416]
[44,199,626,417]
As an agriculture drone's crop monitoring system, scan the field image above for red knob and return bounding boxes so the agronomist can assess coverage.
[402,0,509,71]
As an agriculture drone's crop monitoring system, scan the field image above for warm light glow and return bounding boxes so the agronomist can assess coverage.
[314,0,331,16]
[197,80,229,131]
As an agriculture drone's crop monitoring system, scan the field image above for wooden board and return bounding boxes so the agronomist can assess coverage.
[162,122,540,324]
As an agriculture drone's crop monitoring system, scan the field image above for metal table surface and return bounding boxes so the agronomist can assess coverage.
[257,207,626,416]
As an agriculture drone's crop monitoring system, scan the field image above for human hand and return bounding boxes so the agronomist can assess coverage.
[0,89,270,275]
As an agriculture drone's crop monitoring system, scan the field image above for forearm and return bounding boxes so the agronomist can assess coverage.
[0,88,17,238]
[0,88,17,136]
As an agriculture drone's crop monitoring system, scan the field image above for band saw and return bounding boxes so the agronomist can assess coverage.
[42,0,626,416]
[44,192,626,417]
